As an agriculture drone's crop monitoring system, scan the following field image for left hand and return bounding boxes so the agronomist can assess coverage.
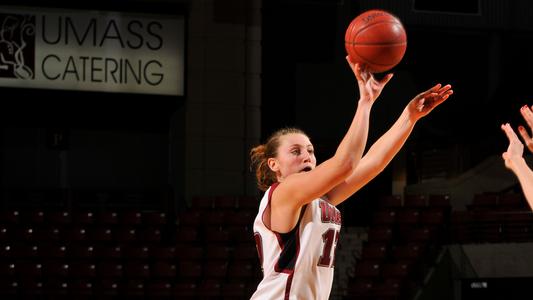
[501,123,525,170]
[407,83,453,121]
[518,105,533,153]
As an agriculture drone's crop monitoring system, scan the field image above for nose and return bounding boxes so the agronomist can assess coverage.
[302,151,311,163]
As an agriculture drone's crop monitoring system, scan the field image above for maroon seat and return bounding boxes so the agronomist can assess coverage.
[361,243,388,261]
[381,261,412,279]
[371,210,396,226]
[378,195,402,209]
[120,211,142,225]
[124,262,150,279]
[404,194,427,208]
[71,211,95,225]
[97,262,123,278]
[221,282,248,298]
[367,227,394,244]
[46,211,72,225]
[15,262,43,278]
[206,245,233,260]
[174,282,197,298]
[123,245,150,260]
[68,280,94,297]
[203,261,229,279]
[227,262,254,280]
[143,211,167,225]
[197,280,222,298]
[151,246,176,260]
[178,261,202,280]
[68,245,95,259]
[69,262,97,278]
[346,279,374,298]
[353,260,381,279]
[96,211,119,225]
[214,196,238,210]
[151,261,177,278]
[0,210,20,224]
[190,196,214,210]
[146,281,173,297]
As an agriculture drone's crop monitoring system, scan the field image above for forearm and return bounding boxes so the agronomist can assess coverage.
[509,157,533,210]
[326,107,415,205]
[334,99,373,170]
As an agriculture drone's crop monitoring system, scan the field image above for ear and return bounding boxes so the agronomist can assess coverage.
[267,157,279,172]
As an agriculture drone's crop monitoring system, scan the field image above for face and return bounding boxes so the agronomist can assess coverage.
[268,133,316,181]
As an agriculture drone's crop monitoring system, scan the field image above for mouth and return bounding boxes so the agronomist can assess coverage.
[300,166,312,172]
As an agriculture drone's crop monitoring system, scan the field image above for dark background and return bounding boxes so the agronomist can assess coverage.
[261,0,533,224]
[1,0,532,218]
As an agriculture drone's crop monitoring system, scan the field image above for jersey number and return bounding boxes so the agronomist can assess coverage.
[318,228,339,268]
[254,228,339,271]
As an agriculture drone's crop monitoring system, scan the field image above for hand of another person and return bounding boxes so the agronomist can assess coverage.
[501,123,525,170]
[518,105,533,153]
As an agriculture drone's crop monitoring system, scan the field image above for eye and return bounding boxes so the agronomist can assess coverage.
[291,149,301,155]
[308,148,314,155]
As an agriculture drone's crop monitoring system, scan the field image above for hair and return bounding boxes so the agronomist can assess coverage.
[250,127,307,191]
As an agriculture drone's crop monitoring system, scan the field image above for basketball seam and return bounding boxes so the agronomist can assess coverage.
[345,42,407,46]
[346,20,404,43]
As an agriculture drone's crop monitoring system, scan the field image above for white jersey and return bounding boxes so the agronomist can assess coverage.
[251,183,342,300]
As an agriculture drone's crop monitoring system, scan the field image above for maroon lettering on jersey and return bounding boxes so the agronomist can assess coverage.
[319,200,342,225]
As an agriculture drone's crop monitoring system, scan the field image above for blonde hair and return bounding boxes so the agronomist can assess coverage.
[250,127,307,191]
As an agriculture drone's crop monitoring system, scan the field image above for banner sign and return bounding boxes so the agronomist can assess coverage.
[0,6,185,95]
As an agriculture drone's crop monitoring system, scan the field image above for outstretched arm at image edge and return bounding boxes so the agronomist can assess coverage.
[502,122,533,210]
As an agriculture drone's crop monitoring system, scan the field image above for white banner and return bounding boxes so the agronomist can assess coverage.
[0,6,185,95]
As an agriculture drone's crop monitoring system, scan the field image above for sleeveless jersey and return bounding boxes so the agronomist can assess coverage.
[251,183,342,300]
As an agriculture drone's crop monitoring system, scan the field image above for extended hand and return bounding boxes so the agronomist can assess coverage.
[407,83,453,120]
[518,105,533,153]
[501,123,525,170]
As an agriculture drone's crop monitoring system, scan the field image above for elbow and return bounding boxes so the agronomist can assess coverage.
[336,157,359,178]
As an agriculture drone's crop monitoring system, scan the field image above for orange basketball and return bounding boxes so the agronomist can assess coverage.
[345,9,407,73]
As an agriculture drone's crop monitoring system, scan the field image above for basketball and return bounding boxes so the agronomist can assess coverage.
[345,9,407,73]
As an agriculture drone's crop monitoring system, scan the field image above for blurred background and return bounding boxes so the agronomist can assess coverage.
[1,0,533,299]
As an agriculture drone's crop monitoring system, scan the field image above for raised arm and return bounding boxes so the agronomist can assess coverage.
[269,57,393,232]
[326,83,453,206]
[501,123,533,210]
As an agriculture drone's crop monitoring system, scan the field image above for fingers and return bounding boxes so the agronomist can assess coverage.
[416,83,445,100]
[429,83,442,93]
[518,125,531,143]
[437,84,452,95]
[347,56,363,82]
[423,86,453,109]
[379,73,394,85]
[520,105,533,130]
[501,123,519,142]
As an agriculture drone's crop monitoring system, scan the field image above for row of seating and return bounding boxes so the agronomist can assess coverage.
[467,193,529,211]
[345,195,450,300]
[1,226,165,243]
[451,210,533,243]
[0,210,169,226]
[0,260,257,280]
[0,278,255,299]
[0,243,256,260]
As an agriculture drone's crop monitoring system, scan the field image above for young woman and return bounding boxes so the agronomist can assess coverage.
[249,56,453,300]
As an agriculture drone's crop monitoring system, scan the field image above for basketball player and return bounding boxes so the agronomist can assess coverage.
[249,56,453,299]
[500,105,533,210]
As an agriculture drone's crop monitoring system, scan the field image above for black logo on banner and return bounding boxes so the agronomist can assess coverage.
[0,14,35,79]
